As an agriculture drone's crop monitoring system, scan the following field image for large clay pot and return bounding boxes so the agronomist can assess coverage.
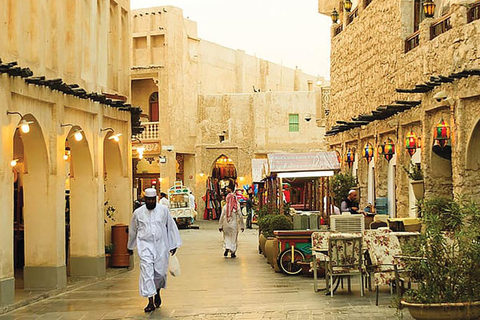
[401,300,480,320]
[259,233,267,256]
[265,237,276,265]
[411,180,424,200]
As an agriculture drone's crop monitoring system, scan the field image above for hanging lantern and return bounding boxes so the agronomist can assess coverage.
[405,131,418,156]
[433,118,451,148]
[383,138,395,161]
[331,8,339,24]
[345,148,355,167]
[423,0,436,18]
[362,142,374,163]
[344,0,353,12]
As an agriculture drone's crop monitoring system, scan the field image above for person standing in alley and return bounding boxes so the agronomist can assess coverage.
[245,189,254,229]
[159,192,170,208]
[219,186,244,258]
[128,188,182,313]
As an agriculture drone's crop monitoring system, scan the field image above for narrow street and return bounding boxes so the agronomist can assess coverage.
[0,221,411,319]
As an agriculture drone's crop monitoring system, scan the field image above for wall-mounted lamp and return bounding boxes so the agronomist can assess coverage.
[63,147,71,161]
[344,0,352,12]
[331,8,339,24]
[199,173,205,177]
[379,138,395,161]
[405,131,419,156]
[345,148,355,167]
[10,159,19,167]
[159,155,167,163]
[101,127,122,142]
[6,111,33,134]
[136,146,145,159]
[362,142,374,163]
[423,0,436,18]
[61,124,83,142]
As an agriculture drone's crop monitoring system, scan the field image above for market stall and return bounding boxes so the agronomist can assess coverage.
[260,152,341,223]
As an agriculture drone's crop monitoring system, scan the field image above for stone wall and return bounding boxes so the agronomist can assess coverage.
[325,1,480,216]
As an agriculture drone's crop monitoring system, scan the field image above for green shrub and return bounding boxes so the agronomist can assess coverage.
[400,197,480,304]
[331,172,357,206]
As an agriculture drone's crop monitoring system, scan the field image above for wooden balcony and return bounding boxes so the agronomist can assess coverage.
[467,1,480,23]
[405,30,420,53]
[333,24,343,37]
[430,14,452,40]
[347,8,359,25]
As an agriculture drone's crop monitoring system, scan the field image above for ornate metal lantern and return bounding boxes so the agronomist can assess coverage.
[405,131,418,156]
[433,118,451,148]
[344,0,353,12]
[345,148,355,167]
[423,0,436,18]
[362,142,374,163]
[331,8,339,24]
[383,138,395,161]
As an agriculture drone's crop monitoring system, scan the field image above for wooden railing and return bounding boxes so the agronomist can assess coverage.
[136,121,159,141]
[334,24,343,37]
[467,1,480,23]
[347,7,359,25]
[405,30,420,53]
[430,14,452,40]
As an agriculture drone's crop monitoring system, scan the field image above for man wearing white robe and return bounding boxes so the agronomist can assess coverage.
[219,187,244,258]
[128,188,182,312]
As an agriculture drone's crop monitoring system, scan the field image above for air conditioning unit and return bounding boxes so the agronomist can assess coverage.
[330,215,365,233]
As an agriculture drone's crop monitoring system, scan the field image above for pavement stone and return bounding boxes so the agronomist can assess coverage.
[0,220,413,319]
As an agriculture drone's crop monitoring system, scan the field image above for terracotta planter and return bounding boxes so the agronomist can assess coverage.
[259,233,267,256]
[411,180,424,200]
[401,300,480,320]
[105,253,111,269]
[265,237,276,265]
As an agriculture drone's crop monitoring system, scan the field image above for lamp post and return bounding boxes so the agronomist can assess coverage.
[423,0,436,18]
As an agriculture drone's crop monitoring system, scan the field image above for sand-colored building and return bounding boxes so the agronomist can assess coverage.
[319,0,480,217]
[0,0,134,307]
[130,6,330,215]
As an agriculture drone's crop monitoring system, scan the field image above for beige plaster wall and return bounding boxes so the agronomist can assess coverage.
[0,0,131,97]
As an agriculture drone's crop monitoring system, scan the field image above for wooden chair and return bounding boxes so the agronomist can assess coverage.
[326,234,364,297]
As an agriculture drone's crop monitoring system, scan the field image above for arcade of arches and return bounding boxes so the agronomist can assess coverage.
[1,82,132,307]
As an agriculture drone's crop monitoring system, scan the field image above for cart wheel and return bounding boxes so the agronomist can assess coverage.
[277,248,305,275]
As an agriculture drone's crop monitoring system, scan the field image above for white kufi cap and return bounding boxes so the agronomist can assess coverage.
[144,188,157,198]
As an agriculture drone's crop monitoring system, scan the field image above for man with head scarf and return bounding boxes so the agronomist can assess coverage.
[218,186,245,258]
[128,188,182,313]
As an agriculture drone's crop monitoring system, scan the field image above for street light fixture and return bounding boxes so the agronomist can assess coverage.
[61,123,84,142]
[331,8,339,24]
[423,0,436,18]
[101,127,122,142]
[6,111,33,134]
[344,0,353,12]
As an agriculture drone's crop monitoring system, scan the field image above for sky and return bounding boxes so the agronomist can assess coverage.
[130,0,332,79]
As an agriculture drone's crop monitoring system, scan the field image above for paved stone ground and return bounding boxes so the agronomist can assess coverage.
[0,221,412,319]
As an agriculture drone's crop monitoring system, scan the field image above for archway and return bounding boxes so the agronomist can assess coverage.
[387,154,397,217]
[465,119,480,200]
[11,114,65,290]
[204,155,237,220]
[103,131,124,247]
[408,149,422,217]
[65,127,104,277]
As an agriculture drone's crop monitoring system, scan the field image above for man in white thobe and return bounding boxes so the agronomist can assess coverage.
[219,187,244,258]
[159,192,170,208]
[128,188,182,313]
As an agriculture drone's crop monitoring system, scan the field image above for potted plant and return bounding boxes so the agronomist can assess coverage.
[397,197,480,320]
[105,243,115,268]
[403,161,424,200]
[331,172,358,207]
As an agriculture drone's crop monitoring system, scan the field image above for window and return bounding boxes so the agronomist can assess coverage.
[149,92,159,122]
[289,114,299,132]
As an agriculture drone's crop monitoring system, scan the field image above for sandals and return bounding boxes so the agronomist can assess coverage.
[154,291,162,308]
[144,304,155,313]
